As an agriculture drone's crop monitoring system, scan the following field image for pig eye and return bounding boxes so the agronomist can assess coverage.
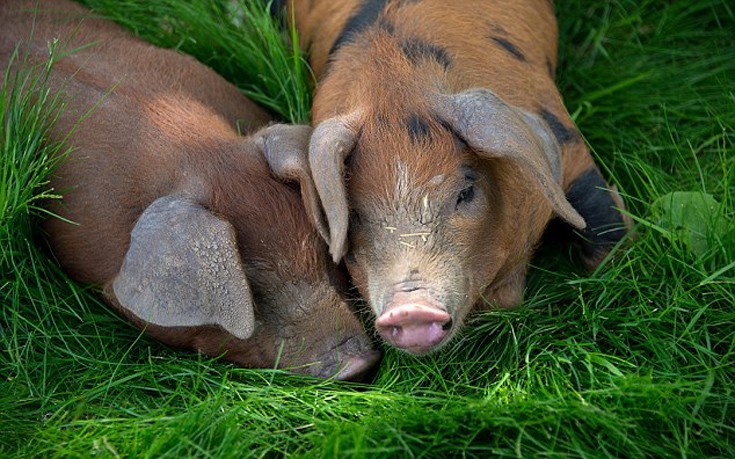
[349,210,362,227]
[455,167,478,209]
[456,184,475,207]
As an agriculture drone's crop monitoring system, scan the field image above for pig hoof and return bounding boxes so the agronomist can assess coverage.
[376,304,452,354]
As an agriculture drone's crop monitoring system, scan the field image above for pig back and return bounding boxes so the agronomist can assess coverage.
[0,0,271,284]
[293,0,558,122]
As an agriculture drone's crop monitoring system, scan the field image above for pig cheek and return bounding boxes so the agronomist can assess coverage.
[264,318,332,372]
[445,205,496,313]
[243,279,319,368]
[251,316,300,365]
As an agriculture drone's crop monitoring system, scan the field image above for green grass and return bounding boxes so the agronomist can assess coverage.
[1,0,733,457]
[77,0,311,122]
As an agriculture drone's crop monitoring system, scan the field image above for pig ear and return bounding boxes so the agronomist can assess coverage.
[432,89,586,230]
[307,111,362,263]
[254,124,329,243]
[112,195,255,340]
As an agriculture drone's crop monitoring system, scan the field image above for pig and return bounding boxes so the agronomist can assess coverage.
[0,0,380,380]
[273,0,629,354]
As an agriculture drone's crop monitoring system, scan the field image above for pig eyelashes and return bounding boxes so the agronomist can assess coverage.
[456,183,475,208]
[455,167,478,210]
[348,209,362,228]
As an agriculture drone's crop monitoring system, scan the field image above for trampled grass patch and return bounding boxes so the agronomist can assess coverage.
[1,0,733,457]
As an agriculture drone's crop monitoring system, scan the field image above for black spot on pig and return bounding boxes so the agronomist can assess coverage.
[400,37,452,70]
[540,109,580,145]
[378,18,395,35]
[331,0,388,55]
[565,168,627,263]
[268,0,286,17]
[490,36,526,62]
[407,114,431,142]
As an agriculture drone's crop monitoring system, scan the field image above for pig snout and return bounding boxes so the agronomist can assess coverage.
[375,290,452,355]
[313,336,382,382]
[333,351,382,381]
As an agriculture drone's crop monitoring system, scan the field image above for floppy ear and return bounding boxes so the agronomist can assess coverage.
[254,124,329,243]
[112,195,255,340]
[431,88,586,230]
[307,111,363,263]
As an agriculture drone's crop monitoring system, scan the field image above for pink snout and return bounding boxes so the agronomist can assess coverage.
[376,304,452,354]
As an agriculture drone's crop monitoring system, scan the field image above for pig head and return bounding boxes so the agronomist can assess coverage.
[279,0,630,354]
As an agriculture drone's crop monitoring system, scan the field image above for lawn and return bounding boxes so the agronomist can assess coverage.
[1,0,733,457]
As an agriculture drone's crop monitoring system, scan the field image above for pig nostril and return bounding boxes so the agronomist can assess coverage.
[376,304,452,352]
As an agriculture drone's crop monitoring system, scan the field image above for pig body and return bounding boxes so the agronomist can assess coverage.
[283,1,628,354]
[1,0,379,379]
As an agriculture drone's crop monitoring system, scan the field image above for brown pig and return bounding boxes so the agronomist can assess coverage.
[275,1,629,354]
[1,0,380,380]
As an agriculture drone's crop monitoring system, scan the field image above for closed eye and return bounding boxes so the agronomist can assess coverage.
[349,210,362,227]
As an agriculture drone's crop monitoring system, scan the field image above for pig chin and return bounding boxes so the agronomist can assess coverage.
[367,272,472,355]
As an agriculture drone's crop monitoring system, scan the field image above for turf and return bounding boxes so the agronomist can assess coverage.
[1,0,733,457]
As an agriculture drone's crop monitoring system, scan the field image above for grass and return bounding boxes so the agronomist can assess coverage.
[1,0,733,456]
[74,0,311,122]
